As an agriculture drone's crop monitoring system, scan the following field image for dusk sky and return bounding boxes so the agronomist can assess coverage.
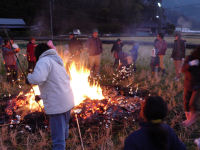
[163,0,200,8]
[163,0,200,28]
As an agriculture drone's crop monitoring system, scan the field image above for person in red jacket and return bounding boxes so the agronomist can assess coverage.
[27,38,37,73]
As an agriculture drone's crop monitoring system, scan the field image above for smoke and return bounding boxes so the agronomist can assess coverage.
[30,9,52,37]
[177,16,192,28]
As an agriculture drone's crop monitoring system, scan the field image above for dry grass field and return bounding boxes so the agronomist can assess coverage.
[0,36,199,150]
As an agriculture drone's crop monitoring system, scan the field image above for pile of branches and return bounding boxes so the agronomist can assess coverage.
[0,86,149,133]
[71,86,149,131]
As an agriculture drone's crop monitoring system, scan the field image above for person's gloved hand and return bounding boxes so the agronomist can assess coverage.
[35,95,41,102]
[189,59,199,66]
[47,40,56,49]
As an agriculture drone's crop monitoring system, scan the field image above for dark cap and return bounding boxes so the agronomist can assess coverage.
[93,29,98,33]
[116,39,121,42]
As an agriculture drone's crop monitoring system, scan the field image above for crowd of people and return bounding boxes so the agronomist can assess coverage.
[0,31,200,149]
[0,31,187,82]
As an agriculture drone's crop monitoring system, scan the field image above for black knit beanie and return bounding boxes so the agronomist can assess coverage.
[35,43,50,61]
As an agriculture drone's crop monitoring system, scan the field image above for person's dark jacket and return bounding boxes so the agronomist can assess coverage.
[87,37,102,56]
[124,123,186,150]
[154,39,167,55]
[171,39,186,60]
[111,42,123,59]
[68,37,83,55]
[182,55,200,90]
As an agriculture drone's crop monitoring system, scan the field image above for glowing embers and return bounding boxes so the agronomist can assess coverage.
[5,85,44,118]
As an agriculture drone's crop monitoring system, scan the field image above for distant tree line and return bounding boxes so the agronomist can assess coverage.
[0,0,174,35]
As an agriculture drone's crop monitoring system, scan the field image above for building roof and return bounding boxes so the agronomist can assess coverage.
[0,18,27,29]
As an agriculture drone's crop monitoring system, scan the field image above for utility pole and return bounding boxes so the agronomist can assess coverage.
[153,0,162,33]
[49,0,54,40]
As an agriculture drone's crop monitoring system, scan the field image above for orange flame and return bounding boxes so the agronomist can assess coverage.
[7,49,105,117]
[25,86,43,111]
[69,62,104,106]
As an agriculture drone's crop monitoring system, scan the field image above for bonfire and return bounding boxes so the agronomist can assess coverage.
[3,51,148,132]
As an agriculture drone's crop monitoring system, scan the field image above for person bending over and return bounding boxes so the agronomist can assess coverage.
[27,43,74,150]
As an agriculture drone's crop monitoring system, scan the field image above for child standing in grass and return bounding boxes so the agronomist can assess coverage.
[154,33,167,75]
[182,47,200,127]
[124,96,186,150]
[111,39,123,68]
[150,48,159,78]
[129,42,139,72]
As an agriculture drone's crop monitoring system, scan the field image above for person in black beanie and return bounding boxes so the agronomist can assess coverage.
[124,96,185,150]
[34,43,50,61]
[27,43,74,150]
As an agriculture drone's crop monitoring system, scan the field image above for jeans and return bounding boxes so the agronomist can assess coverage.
[49,110,71,150]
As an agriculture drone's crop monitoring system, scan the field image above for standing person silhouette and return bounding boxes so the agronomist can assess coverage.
[171,33,186,80]
[182,47,200,127]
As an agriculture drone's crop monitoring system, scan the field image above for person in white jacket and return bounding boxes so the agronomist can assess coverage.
[27,43,74,150]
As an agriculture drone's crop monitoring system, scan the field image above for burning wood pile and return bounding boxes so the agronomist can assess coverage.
[71,86,145,128]
[0,62,149,133]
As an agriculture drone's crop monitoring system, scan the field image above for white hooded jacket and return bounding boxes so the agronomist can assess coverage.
[27,49,74,115]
